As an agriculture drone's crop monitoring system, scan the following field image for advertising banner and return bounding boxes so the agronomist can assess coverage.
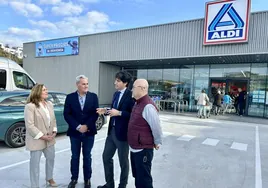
[35,37,79,57]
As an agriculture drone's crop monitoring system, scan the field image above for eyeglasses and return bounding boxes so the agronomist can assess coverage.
[132,86,145,90]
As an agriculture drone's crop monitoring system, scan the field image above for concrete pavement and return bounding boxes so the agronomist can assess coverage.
[0,114,267,188]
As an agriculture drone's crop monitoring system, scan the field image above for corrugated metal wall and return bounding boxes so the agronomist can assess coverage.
[23,11,268,104]
[91,11,268,61]
[99,63,120,105]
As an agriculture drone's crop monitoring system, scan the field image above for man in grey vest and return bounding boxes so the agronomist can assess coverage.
[128,79,163,188]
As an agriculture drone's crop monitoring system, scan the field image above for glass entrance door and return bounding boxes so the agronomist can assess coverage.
[209,78,249,115]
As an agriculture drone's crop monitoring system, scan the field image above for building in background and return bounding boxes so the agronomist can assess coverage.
[23,0,268,118]
[0,43,23,59]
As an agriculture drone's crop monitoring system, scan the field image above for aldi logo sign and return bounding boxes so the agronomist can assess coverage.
[203,0,251,45]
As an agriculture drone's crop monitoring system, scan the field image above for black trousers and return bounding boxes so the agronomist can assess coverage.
[102,128,129,188]
[130,149,154,188]
[239,102,245,115]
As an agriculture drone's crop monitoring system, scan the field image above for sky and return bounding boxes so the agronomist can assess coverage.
[0,0,267,47]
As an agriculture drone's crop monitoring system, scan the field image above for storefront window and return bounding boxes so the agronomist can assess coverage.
[179,65,194,110]
[193,65,209,110]
[163,69,180,100]
[210,64,250,78]
[125,62,268,118]
[137,69,147,79]
[148,69,165,99]
[248,63,267,117]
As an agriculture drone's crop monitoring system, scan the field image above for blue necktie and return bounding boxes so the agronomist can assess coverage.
[113,91,120,109]
[79,96,84,111]
[111,91,120,126]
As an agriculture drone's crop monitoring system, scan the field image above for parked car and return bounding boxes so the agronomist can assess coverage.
[0,91,107,148]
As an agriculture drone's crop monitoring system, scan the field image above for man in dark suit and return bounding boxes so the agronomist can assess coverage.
[97,71,135,188]
[64,75,99,188]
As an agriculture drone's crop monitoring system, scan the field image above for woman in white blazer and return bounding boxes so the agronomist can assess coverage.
[24,84,57,188]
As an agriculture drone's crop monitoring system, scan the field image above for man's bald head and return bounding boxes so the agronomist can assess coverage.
[132,79,149,99]
[134,79,149,90]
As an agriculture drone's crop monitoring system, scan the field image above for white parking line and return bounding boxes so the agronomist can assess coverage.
[163,131,173,137]
[230,142,248,151]
[202,138,219,146]
[0,137,106,171]
[177,135,195,142]
[160,117,170,122]
[255,126,262,188]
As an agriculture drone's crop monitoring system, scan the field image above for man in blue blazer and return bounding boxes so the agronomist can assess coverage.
[64,75,99,188]
[97,71,135,188]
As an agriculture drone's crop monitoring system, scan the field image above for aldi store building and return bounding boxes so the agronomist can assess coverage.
[23,0,268,118]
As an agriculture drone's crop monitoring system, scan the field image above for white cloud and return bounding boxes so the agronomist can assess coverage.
[77,0,100,3]
[10,1,43,17]
[51,2,84,16]
[0,0,31,5]
[56,11,115,35]
[0,27,44,47]
[29,11,117,38]
[109,0,154,5]
[29,20,58,32]
[7,27,43,39]
[39,0,61,5]
[1,10,118,47]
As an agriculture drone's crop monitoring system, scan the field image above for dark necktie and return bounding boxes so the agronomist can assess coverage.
[111,91,120,126]
[113,91,120,109]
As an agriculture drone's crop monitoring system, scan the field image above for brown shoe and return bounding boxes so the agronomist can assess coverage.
[47,179,58,187]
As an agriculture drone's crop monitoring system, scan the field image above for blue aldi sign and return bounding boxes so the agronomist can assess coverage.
[35,37,79,57]
[203,0,251,45]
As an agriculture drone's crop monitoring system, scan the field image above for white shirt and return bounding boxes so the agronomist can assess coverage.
[117,87,127,106]
[40,102,51,128]
[34,102,54,140]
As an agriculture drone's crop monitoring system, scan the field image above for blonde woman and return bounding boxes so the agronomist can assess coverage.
[24,84,57,188]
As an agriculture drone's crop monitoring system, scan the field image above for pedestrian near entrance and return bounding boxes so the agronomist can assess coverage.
[63,75,99,188]
[128,79,163,188]
[24,84,58,188]
[237,88,246,116]
[197,89,209,118]
[213,90,222,115]
[97,71,135,188]
[223,92,232,114]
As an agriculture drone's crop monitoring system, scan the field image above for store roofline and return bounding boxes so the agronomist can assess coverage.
[100,53,268,69]
[23,10,268,45]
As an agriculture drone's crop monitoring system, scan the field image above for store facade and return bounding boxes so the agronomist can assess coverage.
[23,0,268,117]
[123,62,268,117]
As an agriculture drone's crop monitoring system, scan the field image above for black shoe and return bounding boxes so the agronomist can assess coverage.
[68,180,77,188]
[97,185,108,188]
[84,179,91,188]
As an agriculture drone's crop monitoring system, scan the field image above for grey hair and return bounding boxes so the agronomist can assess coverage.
[76,75,88,84]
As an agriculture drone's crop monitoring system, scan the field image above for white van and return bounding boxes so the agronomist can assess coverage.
[0,57,36,91]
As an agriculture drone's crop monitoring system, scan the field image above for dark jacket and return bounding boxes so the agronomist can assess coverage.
[213,93,222,106]
[107,89,135,141]
[63,91,99,137]
[128,95,156,149]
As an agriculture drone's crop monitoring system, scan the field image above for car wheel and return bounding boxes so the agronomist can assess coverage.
[5,122,26,148]
[96,115,104,131]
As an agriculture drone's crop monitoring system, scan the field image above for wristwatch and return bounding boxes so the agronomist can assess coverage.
[119,111,122,116]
